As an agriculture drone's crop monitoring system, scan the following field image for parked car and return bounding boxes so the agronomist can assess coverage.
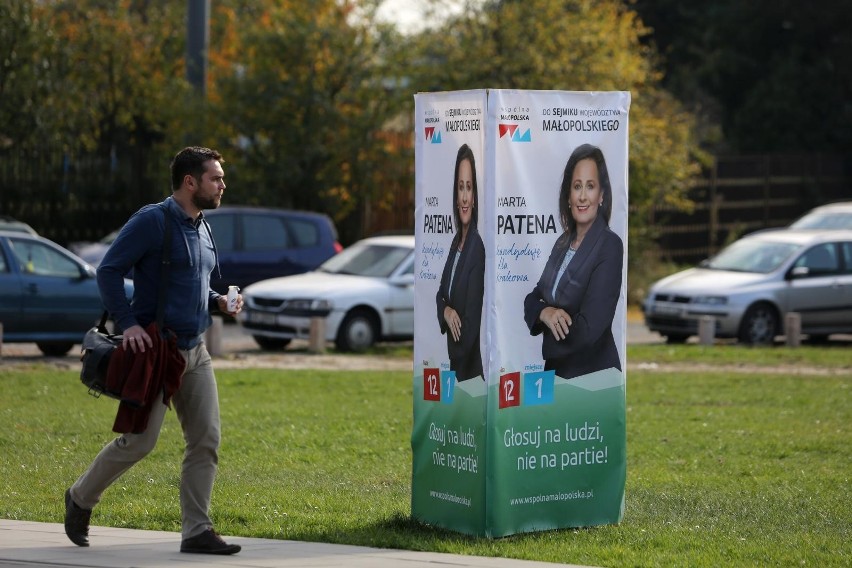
[643,229,852,345]
[203,206,342,293]
[0,215,38,235]
[71,229,120,267]
[789,201,852,230]
[67,206,342,292]
[0,230,133,356]
[238,235,415,352]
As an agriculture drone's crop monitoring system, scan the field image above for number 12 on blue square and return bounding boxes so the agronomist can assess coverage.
[441,370,457,404]
[523,370,555,406]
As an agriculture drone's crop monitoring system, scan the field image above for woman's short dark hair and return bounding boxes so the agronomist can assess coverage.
[558,143,613,236]
[170,146,223,190]
[451,144,479,240]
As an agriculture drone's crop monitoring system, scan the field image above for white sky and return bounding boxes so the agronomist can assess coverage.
[376,0,470,33]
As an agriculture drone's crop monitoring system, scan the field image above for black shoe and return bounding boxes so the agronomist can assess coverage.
[180,528,241,555]
[64,489,91,547]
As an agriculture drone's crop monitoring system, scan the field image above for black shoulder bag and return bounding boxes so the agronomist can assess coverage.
[80,206,172,398]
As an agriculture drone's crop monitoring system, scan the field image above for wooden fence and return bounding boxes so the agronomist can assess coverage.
[648,153,849,264]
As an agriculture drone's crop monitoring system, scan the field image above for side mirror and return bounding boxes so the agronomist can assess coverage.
[787,266,809,280]
[389,273,415,287]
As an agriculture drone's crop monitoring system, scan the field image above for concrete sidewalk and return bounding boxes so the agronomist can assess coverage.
[0,519,595,568]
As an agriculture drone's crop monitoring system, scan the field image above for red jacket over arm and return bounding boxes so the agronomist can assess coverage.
[105,322,186,434]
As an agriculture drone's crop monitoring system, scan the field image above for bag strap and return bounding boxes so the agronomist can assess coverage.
[155,204,171,330]
[96,310,110,334]
[96,204,172,335]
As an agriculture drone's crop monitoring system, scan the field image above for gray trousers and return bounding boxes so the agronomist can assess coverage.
[70,343,221,540]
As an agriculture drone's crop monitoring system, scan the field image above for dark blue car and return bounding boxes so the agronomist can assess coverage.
[204,206,342,294]
[0,230,132,356]
[73,206,342,295]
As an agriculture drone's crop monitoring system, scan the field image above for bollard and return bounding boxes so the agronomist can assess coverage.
[206,316,224,357]
[698,315,715,346]
[308,317,326,353]
[785,312,801,347]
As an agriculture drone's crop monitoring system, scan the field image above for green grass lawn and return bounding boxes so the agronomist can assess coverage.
[626,342,852,368]
[0,348,849,567]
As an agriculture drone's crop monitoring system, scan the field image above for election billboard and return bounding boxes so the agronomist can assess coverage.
[413,89,629,537]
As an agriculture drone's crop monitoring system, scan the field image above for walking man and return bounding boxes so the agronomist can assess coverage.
[65,146,243,555]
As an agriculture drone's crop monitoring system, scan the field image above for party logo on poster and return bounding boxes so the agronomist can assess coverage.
[498,103,531,142]
[424,108,442,143]
[498,124,531,142]
[425,126,442,143]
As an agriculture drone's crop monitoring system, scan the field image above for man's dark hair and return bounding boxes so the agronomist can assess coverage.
[170,146,223,190]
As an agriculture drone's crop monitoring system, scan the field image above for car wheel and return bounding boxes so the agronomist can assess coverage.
[335,309,378,352]
[738,303,779,345]
[36,341,74,357]
[664,334,689,344]
[252,336,292,351]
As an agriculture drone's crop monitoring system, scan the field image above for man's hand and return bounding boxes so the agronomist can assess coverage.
[217,293,243,316]
[122,324,153,353]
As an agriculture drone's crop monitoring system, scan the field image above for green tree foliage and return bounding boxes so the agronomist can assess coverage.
[0,0,56,149]
[405,0,703,298]
[631,0,852,154]
[44,1,189,154]
[211,0,412,239]
[2,0,196,206]
[2,0,703,271]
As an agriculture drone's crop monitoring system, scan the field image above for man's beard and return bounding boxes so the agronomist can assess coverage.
[193,192,220,210]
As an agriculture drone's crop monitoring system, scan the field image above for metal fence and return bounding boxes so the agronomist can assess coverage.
[1,149,848,256]
[0,145,168,246]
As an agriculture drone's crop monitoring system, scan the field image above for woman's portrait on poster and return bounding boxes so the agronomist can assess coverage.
[436,144,485,381]
[523,143,623,380]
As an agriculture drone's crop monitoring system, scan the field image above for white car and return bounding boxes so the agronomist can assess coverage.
[237,235,415,351]
[643,229,852,344]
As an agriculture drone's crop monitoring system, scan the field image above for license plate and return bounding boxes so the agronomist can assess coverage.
[653,305,681,316]
[249,312,277,325]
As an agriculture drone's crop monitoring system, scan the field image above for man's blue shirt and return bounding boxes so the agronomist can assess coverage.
[97,197,221,349]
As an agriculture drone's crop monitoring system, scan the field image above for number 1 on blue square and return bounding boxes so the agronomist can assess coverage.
[523,370,555,406]
[441,370,456,404]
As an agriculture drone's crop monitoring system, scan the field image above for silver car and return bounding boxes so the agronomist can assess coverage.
[643,229,852,344]
[789,201,852,230]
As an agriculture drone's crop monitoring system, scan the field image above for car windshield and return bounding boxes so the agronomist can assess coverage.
[318,243,410,277]
[790,212,852,230]
[705,239,800,273]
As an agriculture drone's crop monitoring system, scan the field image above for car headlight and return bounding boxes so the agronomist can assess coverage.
[284,299,333,311]
[691,295,728,306]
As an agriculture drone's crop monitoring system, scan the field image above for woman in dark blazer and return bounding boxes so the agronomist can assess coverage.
[436,144,485,381]
[524,144,623,380]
